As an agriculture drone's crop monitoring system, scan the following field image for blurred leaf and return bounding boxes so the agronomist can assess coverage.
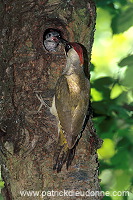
[95,0,127,10]
[0,180,4,188]
[115,92,129,105]
[117,128,131,137]
[122,67,133,87]
[90,63,95,71]
[117,137,131,149]
[125,102,133,110]
[95,0,114,7]
[99,161,113,172]
[109,104,130,119]
[92,77,114,90]
[99,117,116,134]
[92,0,133,196]
[98,138,116,159]
[0,194,4,200]
[99,169,113,185]
[111,5,133,34]
[114,169,131,190]
[92,100,111,115]
[118,55,133,67]
[129,192,133,200]
[91,88,103,101]
[92,77,114,99]
[127,126,133,144]
[111,150,129,169]
[102,197,112,200]
[110,84,123,99]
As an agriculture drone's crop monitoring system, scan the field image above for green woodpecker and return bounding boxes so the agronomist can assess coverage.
[50,42,90,172]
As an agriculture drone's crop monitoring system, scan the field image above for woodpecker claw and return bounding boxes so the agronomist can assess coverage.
[36,93,49,112]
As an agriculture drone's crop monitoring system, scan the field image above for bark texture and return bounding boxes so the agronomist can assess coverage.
[0,0,102,199]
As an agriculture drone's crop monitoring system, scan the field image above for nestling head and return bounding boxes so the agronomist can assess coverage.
[43,28,67,52]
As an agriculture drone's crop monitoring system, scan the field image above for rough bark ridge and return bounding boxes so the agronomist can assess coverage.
[0,0,102,199]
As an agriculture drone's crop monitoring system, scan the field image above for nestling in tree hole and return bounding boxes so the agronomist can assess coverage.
[43,28,68,52]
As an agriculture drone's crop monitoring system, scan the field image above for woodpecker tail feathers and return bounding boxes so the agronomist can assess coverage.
[53,143,76,173]
[53,127,77,172]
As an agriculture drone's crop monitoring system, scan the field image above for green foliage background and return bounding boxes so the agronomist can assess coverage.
[92,0,133,199]
[0,0,133,199]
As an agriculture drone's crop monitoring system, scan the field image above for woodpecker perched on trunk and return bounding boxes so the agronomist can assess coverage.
[43,28,67,52]
[50,42,90,172]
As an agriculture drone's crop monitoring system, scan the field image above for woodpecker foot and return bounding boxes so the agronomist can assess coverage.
[36,93,50,112]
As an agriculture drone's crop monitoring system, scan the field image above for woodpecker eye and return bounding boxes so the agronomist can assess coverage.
[65,44,72,54]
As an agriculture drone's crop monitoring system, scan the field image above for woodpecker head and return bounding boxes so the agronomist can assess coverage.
[65,42,84,66]
[43,28,67,52]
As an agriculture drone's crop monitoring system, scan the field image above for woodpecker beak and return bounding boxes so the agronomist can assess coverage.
[51,37,68,45]
[61,39,68,44]
[58,37,68,44]
[58,38,69,56]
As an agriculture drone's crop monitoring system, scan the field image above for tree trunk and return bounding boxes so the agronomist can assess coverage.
[0,0,102,199]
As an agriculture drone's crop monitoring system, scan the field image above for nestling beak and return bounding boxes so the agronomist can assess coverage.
[51,37,68,45]
[51,36,60,42]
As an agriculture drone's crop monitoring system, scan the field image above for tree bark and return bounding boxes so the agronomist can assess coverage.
[0,0,102,199]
